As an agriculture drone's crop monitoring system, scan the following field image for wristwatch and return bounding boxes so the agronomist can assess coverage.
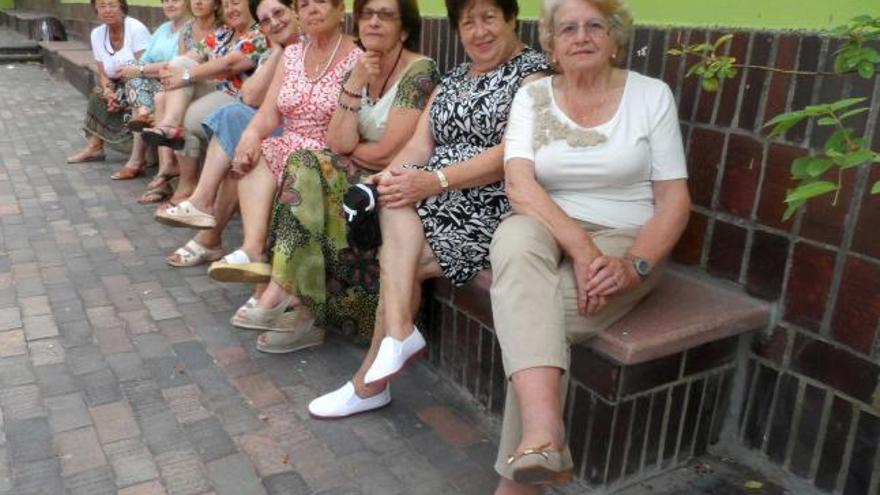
[626,253,651,279]
[435,169,449,191]
[181,69,192,86]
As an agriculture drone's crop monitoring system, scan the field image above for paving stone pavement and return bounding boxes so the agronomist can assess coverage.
[0,50,595,494]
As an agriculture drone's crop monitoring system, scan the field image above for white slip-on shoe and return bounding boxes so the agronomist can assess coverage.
[363,326,427,385]
[308,381,391,419]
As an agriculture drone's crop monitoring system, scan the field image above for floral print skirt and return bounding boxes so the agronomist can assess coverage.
[268,148,378,343]
[83,87,132,154]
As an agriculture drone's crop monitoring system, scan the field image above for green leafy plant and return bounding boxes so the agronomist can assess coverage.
[668,16,880,220]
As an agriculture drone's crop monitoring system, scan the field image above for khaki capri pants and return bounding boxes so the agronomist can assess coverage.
[168,56,236,158]
[488,214,661,479]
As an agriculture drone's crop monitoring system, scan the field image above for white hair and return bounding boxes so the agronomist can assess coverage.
[538,0,633,66]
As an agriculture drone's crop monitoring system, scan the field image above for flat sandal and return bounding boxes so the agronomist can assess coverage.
[507,443,574,485]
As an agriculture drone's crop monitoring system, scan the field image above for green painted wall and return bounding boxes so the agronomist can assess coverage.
[416,0,880,30]
[45,0,880,31]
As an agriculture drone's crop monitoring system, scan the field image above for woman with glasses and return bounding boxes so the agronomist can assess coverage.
[489,0,690,491]
[216,0,439,355]
[157,0,301,268]
[307,0,549,420]
[66,0,151,164]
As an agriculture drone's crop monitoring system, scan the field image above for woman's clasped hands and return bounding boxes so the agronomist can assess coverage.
[158,63,185,90]
[372,165,442,208]
[229,130,263,179]
[573,250,641,316]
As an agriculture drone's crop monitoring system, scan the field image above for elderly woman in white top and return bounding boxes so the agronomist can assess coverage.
[488,0,690,492]
[66,0,151,164]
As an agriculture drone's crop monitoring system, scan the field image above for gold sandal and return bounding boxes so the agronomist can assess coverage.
[506,443,574,485]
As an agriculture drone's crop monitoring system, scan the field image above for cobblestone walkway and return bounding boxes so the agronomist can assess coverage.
[0,61,521,495]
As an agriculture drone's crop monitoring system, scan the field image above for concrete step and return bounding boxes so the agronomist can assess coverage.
[0,53,42,63]
[0,42,40,54]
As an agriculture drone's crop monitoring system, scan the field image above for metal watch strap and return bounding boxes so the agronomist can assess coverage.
[435,169,449,190]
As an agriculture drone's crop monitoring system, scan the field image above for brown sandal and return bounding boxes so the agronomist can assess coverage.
[138,182,173,204]
[146,172,179,190]
[111,164,145,180]
[506,443,574,485]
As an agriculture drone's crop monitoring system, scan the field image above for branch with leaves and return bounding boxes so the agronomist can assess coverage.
[668,15,880,220]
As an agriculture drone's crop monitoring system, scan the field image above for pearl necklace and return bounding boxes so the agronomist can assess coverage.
[305,34,343,83]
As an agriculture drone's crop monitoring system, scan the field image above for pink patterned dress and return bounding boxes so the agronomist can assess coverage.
[261,41,362,179]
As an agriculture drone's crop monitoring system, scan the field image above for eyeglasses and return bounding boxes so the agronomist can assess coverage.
[95,2,121,10]
[555,19,610,40]
[358,8,399,22]
[258,8,289,29]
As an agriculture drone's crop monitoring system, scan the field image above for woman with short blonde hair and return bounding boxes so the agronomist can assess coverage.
[489,0,690,492]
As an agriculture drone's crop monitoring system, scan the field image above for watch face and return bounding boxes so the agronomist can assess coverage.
[635,258,651,276]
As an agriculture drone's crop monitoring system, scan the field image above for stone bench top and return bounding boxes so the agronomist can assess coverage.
[3,11,56,20]
[45,42,97,71]
[455,265,770,366]
[39,40,89,51]
[590,268,770,364]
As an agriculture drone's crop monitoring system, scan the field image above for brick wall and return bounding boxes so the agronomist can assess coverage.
[640,27,880,495]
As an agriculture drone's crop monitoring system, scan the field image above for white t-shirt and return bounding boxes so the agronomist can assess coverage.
[91,16,151,79]
[504,72,687,229]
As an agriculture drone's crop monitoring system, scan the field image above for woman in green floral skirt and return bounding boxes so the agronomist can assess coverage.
[228,0,440,353]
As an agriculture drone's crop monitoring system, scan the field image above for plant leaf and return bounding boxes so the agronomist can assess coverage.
[764,111,807,137]
[825,128,854,155]
[857,60,875,79]
[701,77,719,92]
[835,148,874,168]
[785,181,838,203]
[666,48,683,56]
[838,107,870,120]
[860,46,880,63]
[802,103,833,115]
[714,34,734,50]
[833,54,849,73]
[829,97,867,111]
[871,180,880,194]
[782,198,805,221]
[817,116,837,126]
[806,158,835,177]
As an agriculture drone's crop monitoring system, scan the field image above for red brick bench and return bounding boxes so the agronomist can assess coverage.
[423,265,771,491]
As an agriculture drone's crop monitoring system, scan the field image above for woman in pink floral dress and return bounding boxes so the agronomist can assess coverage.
[206,0,361,282]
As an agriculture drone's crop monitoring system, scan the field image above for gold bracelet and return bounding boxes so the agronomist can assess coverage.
[435,169,449,190]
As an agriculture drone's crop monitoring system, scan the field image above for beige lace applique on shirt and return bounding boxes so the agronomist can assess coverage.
[530,83,607,150]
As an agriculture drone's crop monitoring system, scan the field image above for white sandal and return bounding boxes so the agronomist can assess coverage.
[166,239,223,268]
[155,200,217,229]
[208,249,271,283]
[230,295,296,331]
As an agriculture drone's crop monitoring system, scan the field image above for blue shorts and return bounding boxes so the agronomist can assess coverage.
[201,101,282,157]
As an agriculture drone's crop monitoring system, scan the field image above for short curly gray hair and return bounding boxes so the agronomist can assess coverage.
[538,0,633,67]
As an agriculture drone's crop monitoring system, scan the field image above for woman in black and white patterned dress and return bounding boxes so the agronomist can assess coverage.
[308,0,549,422]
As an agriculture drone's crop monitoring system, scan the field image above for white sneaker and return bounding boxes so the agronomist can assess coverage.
[308,381,391,419]
[363,327,426,385]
